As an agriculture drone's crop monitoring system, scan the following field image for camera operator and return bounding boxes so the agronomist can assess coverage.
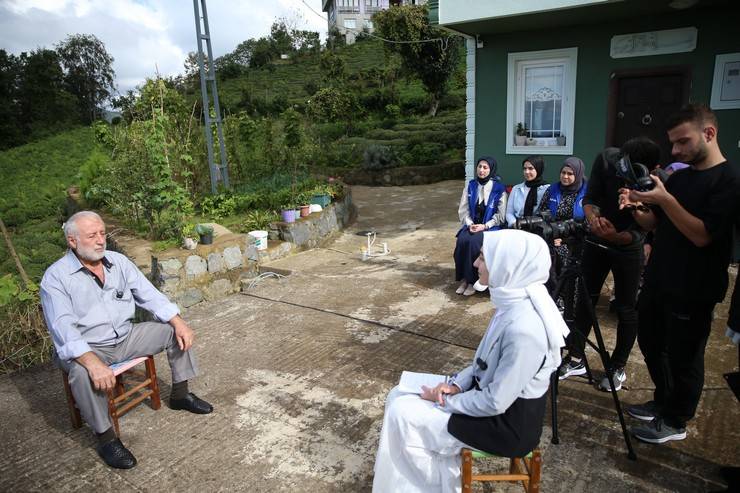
[619,104,740,444]
[558,138,661,391]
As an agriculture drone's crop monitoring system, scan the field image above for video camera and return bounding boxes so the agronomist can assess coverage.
[514,211,589,243]
[613,154,656,192]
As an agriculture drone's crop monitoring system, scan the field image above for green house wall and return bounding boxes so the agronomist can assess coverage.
[474,8,740,184]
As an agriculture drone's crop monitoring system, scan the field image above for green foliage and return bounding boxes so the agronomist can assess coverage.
[200,194,237,220]
[320,50,347,84]
[373,5,463,116]
[94,98,195,239]
[308,87,358,124]
[241,210,278,232]
[362,144,398,170]
[55,33,116,123]
[194,223,214,235]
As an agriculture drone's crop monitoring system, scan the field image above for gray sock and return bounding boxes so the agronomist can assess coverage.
[171,380,189,400]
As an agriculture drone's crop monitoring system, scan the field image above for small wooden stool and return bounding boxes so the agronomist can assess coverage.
[62,355,161,436]
[461,448,542,493]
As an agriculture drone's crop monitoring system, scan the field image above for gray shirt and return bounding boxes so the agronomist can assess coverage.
[40,249,179,361]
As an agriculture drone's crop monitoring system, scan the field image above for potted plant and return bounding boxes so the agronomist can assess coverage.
[280,205,296,223]
[515,123,528,146]
[298,191,311,218]
[195,223,214,245]
[556,135,566,146]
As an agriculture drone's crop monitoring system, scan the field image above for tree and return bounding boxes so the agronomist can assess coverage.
[17,49,77,133]
[319,51,346,85]
[0,50,21,149]
[56,34,115,123]
[373,5,462,116]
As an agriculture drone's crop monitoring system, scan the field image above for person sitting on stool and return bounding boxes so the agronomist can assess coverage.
[454,156,507,296]
[40,211,213,469]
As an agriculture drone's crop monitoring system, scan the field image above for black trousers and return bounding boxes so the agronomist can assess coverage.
[637,287,714,428]
[570,241,642,369]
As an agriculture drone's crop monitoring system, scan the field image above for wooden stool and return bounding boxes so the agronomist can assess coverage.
[461,448,542,493]
[62,355,161,436]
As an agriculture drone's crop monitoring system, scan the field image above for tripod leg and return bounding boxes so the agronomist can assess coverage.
[583,354,594,384]
[578,275,638,461]
[550,370,560,444]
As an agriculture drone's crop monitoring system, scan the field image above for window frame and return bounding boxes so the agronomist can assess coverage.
[505,47,578,156]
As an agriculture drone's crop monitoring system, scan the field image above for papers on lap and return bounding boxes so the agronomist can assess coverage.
[398,371,447,394]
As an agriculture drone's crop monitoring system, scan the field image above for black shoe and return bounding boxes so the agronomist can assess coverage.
[97,438,137,469]
[170,392,213,414]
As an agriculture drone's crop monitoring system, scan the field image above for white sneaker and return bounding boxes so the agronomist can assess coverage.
[462,285,476,296]
[456,281,468,295]
[598,367,626,392]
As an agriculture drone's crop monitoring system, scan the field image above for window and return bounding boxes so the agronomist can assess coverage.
[338,0,360,13]
[344,18,356,29]
[506,48,577,155]
[365,0,382,12]
[366,20,374,29]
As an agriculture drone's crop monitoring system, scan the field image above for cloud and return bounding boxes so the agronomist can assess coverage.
[0,0,327,94]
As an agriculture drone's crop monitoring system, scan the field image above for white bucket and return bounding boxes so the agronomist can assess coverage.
[249,230,268,251]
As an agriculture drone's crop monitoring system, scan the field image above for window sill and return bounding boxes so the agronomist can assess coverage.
[506,143,573,155]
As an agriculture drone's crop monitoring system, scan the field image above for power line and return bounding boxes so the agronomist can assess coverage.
[299,0,454,45]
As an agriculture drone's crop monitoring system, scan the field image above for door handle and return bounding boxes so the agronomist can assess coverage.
[641,114,653,126]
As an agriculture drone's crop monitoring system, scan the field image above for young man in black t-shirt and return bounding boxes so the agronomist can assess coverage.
[558,138,660,392]
[620,104,740,444]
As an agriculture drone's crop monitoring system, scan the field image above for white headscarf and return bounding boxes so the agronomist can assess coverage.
[481,229,570,367]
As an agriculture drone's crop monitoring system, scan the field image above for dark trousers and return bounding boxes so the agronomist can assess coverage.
[637,287,714,428]
[570,242,642,369]
[454,228,484,283]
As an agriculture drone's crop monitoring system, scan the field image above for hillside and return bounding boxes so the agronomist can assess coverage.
[0,126,98,282]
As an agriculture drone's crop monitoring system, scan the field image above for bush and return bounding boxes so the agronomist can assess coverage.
[399,142,445,166]
[362,144,398,170]
[399,92,429,115]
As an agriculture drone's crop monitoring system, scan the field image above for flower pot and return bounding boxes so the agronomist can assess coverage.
[526,138,537,146]
[515,135,526,146]
[556,136,566,146]
[281,209,296,223]
[199,233,213,245]
[300,205,311,217]
[294,209,301,219]
[310,193,331,208]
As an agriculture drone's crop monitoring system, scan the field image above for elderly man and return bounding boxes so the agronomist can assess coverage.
[40,211,213,469]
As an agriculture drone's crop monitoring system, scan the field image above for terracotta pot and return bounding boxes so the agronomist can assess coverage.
[300,205,311,217]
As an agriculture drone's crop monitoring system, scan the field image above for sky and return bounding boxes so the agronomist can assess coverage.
[0,0,328,94]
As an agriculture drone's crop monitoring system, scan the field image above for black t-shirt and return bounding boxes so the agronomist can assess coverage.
[644,161,740,302]
[583,149,644,249]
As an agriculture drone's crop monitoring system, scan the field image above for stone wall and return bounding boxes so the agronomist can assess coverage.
[150,233,259,309]
[270,189,356,248]
[148,192,355,310]
[321,161,465,187]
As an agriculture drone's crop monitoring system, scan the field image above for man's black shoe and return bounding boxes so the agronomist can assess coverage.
[169,392,213,414]
[97,438,137,469]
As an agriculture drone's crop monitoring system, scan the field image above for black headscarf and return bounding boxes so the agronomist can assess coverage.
[475,156,497,186]
[522,155,546,217]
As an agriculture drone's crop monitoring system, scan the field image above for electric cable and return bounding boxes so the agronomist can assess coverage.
[240,291,477,351]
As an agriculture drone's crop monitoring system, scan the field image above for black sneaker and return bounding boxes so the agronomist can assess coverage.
[558,357,587,380]
[598,367,626,392]
[627,400,661,421]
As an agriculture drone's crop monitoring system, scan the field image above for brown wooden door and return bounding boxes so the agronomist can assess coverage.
[608,69,690,165]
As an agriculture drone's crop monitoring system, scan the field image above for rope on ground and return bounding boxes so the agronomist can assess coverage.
[244,272,286,290]
[240,291,477,351]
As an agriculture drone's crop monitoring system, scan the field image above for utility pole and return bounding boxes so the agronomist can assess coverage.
[193,0,230,194]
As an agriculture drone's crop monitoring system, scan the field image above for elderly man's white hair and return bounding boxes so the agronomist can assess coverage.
[63,211,104,239]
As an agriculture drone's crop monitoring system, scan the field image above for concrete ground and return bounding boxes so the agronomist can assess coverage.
[1,180,738,492]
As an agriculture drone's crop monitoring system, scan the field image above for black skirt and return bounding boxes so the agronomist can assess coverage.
[447,393,547,458]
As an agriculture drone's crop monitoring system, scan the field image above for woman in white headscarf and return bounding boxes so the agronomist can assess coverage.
[372,230,569,493]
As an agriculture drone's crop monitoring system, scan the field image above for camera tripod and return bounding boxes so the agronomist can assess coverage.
[548,238,637,460]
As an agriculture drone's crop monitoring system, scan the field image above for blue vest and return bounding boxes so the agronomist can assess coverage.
[547,181,587,220]
[467,178,506,230]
